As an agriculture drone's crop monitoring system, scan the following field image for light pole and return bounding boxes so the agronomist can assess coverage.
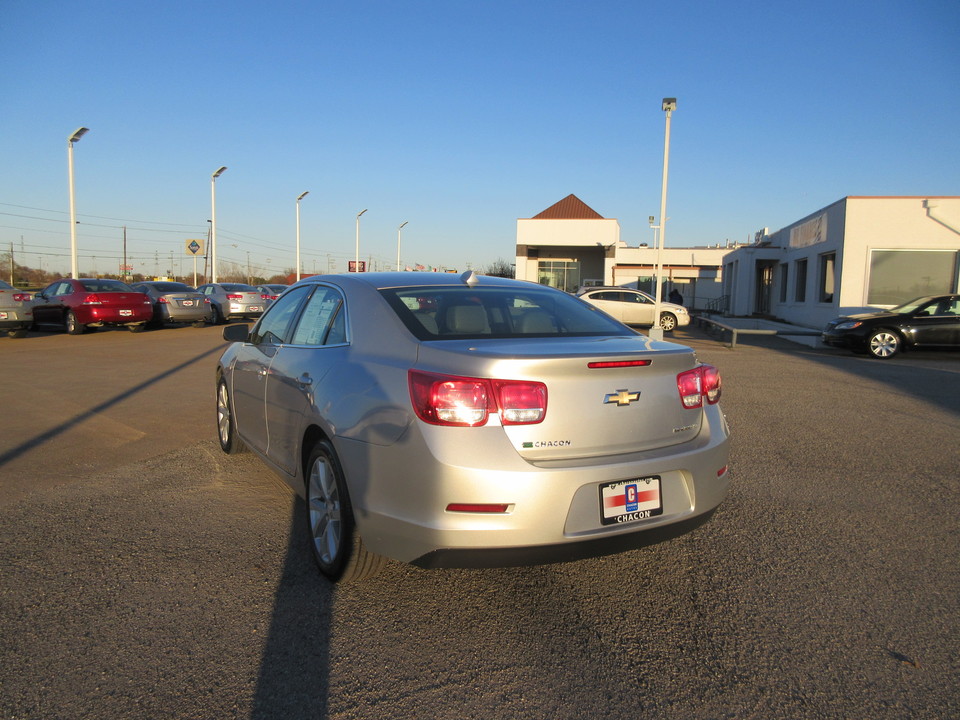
[355,209,367,271]
[397,221,408,271]
[210,166,227,283]
[649,98,676,342]
[67,127,89,279]
[296,191,309,281]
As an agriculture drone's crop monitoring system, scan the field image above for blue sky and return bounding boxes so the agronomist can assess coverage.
[1,0,958,279]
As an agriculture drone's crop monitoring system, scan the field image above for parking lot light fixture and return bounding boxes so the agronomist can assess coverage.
[397,221,408,271]
[67,127,90,279]
[650,98,676,342]
[296,191,309,281]
[355,209,367,271]
[210,166,227,283]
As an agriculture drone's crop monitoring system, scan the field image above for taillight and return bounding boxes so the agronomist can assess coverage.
[158,296,169,304]
[12,292,31,302]
[203,298,211,304]
[227,294,243,300]
[82,294,102,305]
[409,371,546,427]
[677,364,722,409]
[261,294,273,301]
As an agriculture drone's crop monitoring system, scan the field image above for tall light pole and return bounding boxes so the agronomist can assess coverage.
[296,191,309,281]
[397,221,408,271]
[210,166,227,283]
[67,127,89,278]
[649,98,676,341]
[355,209,367,271]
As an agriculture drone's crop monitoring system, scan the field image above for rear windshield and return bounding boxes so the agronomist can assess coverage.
[80,280,133,292]
[149,282,194,292]
[380,285,637,340]
[221,283,257,292]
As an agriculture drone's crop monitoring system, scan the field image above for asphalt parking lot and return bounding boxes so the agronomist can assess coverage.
[2,324,959,719]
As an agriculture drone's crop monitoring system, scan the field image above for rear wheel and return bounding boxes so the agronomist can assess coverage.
[65,311,85,335]
[212,305,225,325]
[216,378,247,454]
[128,323,146,333]
[868,330,901,359]
[192,321,207,328]
[659,313,678,332]
[9,328,28,339]
[305,439,385,583]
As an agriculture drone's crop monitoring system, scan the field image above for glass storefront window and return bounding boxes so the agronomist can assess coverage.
[538,261,581,293]
[867,250,959,305]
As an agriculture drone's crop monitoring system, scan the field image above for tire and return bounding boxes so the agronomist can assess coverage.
[192,321,207,328]
[212,305,225,325]
[305,439,385,583]
[868,330,901,359]
[128,323,146,333]
[216,378,247,454]
[65,310,85,335]
[9,328,28,339]
[659,313,678,332]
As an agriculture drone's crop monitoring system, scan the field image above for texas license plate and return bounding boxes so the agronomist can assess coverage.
[0,312,7,319]
[182,300,194,306]
[120,309,133,316]
[249,306,262,312]
[600,476,662,525]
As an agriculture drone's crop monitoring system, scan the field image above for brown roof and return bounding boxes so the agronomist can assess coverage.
[532,194,604,220]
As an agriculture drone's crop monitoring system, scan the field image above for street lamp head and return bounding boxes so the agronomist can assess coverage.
[357,209,368,218]
[662,98,677,112]
[297,191,310,201]
[399,221,408,230]
[212,166,227,179]
[69,127,89,143]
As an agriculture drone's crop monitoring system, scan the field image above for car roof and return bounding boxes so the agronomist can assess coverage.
[293,271,536,292]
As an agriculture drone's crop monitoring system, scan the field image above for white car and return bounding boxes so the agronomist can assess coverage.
[577,287,690,331]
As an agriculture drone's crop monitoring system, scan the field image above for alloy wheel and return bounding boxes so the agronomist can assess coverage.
[308,455,342,566]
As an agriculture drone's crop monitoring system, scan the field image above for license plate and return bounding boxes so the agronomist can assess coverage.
[249,306,262,312]
[182,300,194,306]
[120,309,133,316]
[600,476,662,525]
[0,312,7,319]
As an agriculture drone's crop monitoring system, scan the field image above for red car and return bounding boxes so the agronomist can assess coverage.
[32,278,153,335]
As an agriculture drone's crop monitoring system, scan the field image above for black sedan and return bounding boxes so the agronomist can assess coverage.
[822,294,960,358]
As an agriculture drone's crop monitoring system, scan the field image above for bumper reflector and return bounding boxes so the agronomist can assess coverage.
[446,503,510,514]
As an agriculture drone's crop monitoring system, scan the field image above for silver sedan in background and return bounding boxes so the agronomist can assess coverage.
[130,281,213,328]
[577,286,690,332]
[0,279,34,338]
[196,282,264,324]
[216,272,730,583]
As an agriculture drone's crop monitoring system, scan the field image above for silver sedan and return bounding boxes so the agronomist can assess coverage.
[196,282,264,323]
[216,272,730,582]
[0,280,34,338]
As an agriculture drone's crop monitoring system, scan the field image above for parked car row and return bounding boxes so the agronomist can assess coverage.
[1,279,288,337]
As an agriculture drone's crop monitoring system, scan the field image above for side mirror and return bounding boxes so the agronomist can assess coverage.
[222,324,250,343]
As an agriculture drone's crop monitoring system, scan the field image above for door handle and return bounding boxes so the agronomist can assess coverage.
[297,374,313,387]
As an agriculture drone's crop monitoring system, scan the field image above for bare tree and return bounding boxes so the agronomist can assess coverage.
[480,257,515,278]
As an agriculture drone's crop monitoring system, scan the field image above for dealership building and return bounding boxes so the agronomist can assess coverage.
[516,194,960,328]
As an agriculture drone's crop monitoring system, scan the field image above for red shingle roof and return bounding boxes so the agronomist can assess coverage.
[532,194,604,220]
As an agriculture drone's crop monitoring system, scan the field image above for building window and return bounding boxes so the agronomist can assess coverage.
[867,250,959,305]
[779,263,788,303]
[537,260,581,293]
[794,259,807,302]
[819,253,836,303]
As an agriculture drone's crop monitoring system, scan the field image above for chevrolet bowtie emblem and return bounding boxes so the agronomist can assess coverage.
[604,389,641,406]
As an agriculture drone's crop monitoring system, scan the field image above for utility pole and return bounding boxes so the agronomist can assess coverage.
[8,241,13,285]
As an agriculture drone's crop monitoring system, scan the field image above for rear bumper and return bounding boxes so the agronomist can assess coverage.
[82,307,153,325]
[412,507,716,568]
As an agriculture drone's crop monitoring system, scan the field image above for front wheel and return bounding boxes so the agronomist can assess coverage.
[216,378,247,454]
[305,439,385,583]
[65,310,85,335]
[659,313,678,332]
[868,330,901,359]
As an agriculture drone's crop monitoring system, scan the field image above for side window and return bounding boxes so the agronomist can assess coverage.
[290,286,346,346]
[249,286,312,345]
[53,282,73,296]
[629,293,651,305]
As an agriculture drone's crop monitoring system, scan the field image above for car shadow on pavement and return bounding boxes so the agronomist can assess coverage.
[0,344,224,473]
[251,496,334,720]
